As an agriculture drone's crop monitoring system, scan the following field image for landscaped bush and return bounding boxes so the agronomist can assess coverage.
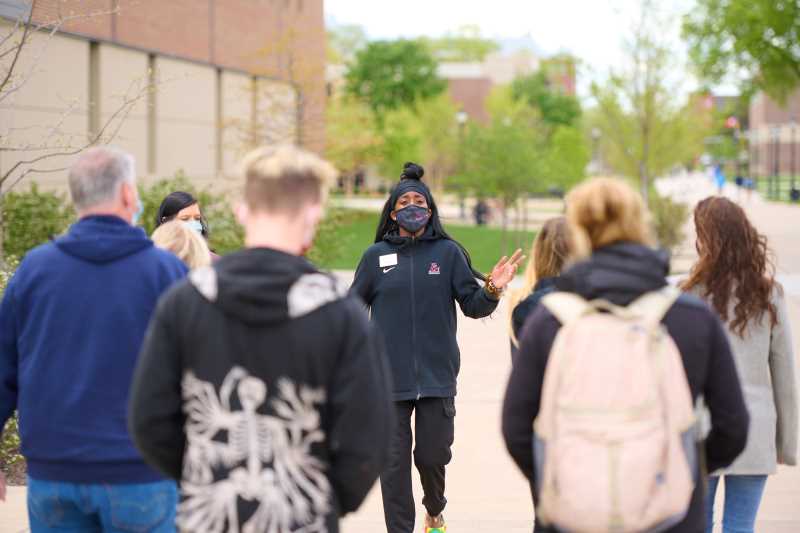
[649,191,688,252]
[138,171,245,255]
[0,258,25,485]
[2,184,74,260]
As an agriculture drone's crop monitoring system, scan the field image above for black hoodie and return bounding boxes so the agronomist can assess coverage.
[502,242,749,533]
[351,228,499,401]
[129,248,394,533]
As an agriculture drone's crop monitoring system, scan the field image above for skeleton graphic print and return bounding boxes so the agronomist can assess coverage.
[178,366,330,533]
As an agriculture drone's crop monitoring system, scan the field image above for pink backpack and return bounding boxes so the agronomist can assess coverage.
[534,287,697,533]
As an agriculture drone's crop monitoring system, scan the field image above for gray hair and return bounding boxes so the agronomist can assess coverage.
[68,146,136,211]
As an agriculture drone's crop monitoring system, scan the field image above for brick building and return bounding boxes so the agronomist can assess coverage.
[748,90,800,179]
[0,0,326,189]
[438,50,576,124]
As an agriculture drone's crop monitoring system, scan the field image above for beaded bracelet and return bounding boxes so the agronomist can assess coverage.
[485,273,504,298]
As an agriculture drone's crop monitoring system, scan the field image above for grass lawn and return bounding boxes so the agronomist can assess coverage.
[318,210,537,273]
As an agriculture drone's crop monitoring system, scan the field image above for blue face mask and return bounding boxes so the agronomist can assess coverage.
[132,199,143,226]
[183,219,204,236]
[395,205,430,233]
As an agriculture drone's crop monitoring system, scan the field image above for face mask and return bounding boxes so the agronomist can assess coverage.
[395,205,430,234]
[132,199,143,226]
[183,219,204,236]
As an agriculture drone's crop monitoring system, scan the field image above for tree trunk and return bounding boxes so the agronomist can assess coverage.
[640,161,649,210]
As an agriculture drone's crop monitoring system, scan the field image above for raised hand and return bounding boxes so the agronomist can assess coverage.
[490,248,525,290]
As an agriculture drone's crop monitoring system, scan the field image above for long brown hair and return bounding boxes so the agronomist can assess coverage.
[681,196,778,336]
[509,217,570,346]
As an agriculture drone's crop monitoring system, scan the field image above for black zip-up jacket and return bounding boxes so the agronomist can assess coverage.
[510,276,559,359]
[129,248,394,533]
[351,229,499,401]
[502,242,749,533]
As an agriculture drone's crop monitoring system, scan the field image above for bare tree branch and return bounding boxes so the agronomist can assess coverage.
[0,0,36,95]
[1,76,152,188]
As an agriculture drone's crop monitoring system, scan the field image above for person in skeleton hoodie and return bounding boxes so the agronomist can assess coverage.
[129,145,394,533]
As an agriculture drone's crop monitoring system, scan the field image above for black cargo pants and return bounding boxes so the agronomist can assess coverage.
[380,397,456,533]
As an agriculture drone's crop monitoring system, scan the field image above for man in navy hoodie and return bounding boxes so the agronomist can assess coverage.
[0,147,187,531]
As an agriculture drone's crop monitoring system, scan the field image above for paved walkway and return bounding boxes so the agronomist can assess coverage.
[2,175,799,532]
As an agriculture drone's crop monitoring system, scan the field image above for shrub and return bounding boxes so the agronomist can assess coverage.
[140,172,354,267]
[0,258,24,484]
[649,191,688,252]
[3,184,75,259]
[138,172,244,255]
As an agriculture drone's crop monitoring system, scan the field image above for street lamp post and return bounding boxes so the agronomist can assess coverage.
[456,111,468,220]
[772,127,780,200]
[791,119,797,199]
[591,128,601,175]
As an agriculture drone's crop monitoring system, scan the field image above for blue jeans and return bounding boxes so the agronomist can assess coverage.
[705,475,768,533]
[27,477,177,532]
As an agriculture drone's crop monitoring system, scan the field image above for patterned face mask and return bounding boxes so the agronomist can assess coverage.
[395,205,430,233]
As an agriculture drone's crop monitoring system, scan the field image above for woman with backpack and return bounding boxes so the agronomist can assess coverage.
[351,162,523,533]
[682,197,798,533]
[501,177,750,533]
[508,216,570,359]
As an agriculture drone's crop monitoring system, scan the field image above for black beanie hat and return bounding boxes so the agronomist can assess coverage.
[392,162,432,205]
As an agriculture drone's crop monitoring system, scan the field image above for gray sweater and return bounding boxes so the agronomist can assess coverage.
[696,286,799,475]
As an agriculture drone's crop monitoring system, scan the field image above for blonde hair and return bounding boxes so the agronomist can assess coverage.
[152,221,212,269]
[239,144,338,214]
[508,216,570,347]
[566,177,652,258]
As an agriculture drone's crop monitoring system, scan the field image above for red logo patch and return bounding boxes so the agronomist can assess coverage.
[428,262,440,275]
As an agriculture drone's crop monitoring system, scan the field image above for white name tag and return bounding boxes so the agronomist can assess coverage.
[379,253,398,267]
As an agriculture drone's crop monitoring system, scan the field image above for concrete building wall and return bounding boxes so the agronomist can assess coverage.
[154,57,217,182]
[1,0,320,193]
[220,71,255,176]
[97,43,148,176]
[0,23,89,189]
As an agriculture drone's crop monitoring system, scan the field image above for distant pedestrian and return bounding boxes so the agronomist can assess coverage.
[682,196,798,533]
[352,162,523,533]
[129,145,394,533]
[0,147,187,532]
[714,165,726,195]
[508,216,570,359]
[152,220,212,269]
[502,177,749,533]
[474,199,489,226]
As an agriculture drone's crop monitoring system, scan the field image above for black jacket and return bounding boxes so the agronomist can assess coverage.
[129,248,394,533]
[502,242,749,533]
[510,277,559,359]
[351,229,498,400]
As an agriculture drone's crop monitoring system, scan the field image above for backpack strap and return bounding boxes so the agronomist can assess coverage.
[540,292,594,326]
[627,286,682,326]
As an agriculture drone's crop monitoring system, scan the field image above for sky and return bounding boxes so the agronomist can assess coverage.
[324,0,730,99]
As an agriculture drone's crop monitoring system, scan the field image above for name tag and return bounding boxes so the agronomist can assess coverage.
[379,253,398,267]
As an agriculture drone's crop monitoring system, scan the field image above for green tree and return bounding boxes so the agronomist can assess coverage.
[683,0,800,101]
[345,40,446,121]
[590,3,708,207]
[422,25,500,62]
[327,24,368,64]
[511,71,582,128]
[325,95,383,191]
[542,126,590,190]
